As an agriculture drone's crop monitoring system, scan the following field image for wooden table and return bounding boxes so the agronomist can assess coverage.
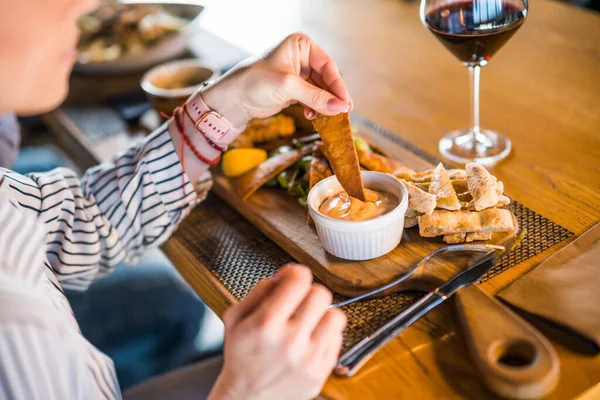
[165,1,600,399]
[43,1,600,399]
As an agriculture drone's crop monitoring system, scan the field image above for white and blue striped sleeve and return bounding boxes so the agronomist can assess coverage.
[0,200,121,400]
[0,312,120,400]
[1,125,210,291]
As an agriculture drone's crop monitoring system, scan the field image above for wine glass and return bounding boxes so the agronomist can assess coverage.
[420,0,528,166]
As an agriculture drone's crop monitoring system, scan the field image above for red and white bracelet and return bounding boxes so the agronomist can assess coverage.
[167,89,245,194]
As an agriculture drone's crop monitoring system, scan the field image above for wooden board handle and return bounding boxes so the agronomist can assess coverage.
[455,285,560,400]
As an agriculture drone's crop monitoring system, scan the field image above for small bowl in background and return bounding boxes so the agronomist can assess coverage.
[141,59,220,117]
[307,171,408,261]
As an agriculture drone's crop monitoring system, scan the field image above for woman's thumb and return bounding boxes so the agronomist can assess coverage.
[281,74,350,115]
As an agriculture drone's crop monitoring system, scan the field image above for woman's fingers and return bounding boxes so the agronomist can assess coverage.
[281,74,350,116]
[309,70,327,91]
[311,308,347,344]
[304,76,320,120]
[223,277,277,329]
[304,41,352,104]
[306,308,347,369]
[314,59,352,107]
[271,33,351,115]
[319,323,344,368]
[290,284,333,335]
[304,107,316,120]
[308,69,353,113]
[249,265,314,327]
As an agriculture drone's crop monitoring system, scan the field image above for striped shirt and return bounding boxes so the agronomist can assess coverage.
[0,124,210,399]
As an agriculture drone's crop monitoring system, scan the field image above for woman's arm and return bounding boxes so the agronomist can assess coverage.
[2,125,203,291]
[0,201,120,400]
[0,33,351,398]
[168,32,354,186]
[1,32,352,293]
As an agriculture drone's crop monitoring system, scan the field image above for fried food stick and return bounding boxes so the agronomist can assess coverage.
[313,113,365,201]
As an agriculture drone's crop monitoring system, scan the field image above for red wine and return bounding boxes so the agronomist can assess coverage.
[425,1,526,65]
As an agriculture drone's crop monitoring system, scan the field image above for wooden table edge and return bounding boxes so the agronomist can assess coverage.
[161,238,237,317]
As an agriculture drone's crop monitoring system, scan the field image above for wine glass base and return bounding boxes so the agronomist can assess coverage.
[438,129,511,166]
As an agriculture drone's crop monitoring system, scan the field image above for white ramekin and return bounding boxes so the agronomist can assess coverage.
[307,171,408,261]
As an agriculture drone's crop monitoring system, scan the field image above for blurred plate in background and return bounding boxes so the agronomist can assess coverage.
[74,3,204,75]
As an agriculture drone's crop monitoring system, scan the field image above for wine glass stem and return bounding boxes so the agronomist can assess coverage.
[469,65,481,138]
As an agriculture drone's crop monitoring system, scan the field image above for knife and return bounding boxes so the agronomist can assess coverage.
[335,242,512,377]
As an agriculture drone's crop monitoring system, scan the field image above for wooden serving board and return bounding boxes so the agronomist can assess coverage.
[211,124,517,297]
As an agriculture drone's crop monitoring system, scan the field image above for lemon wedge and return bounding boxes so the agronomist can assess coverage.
[221,148,268,177]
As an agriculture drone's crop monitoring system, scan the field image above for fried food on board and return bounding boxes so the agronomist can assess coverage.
[429,163,462,211]
[222,114,515,244]
[229,134,254,149]
[466,231,493,242]
[323,139,512,242]
[419,209,514,238]
[235,145,313,200]
[462,195,511,211]
[241,114,296,143]
[309,147,333,190]
[357,149,405,175]
[307,146,333,224]
[313,113,366,201]
[442,233,467,244]
[230,114,297,149]
[415,179,469,194]
[395,168,466,183]
[466,162,504,211]
[400,179,436,215]
[281,103,315,133]
[404,217,419,228]
[442,231,493,244]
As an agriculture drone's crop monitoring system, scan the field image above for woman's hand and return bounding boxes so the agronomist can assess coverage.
[201,33,352,128]
[208,265,347,400]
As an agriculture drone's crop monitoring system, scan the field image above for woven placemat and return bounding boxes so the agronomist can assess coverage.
[351,116,574,282]
[173,117,573,351]
[61,105,573,351]
[175,193,430,351]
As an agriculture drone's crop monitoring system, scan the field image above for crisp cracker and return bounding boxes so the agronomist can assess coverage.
[428,163,462,211]
[415,179,469,194]
[404,216,419,228]
[442,232,491,243]
[466,231,493,242]
[400,179,436,215]
[418,209,515,237]
[313,113,365,201]
[395,168,466,183]
[443,233,467,244]
[466,162,505,211]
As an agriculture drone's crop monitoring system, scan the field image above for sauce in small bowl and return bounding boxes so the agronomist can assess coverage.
[141,59,219,117]
[307,171,408,261]
[319,188,400,222]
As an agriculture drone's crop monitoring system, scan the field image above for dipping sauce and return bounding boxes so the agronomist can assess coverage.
[319,188,399,221]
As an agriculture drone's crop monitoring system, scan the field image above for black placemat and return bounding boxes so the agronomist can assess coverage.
[63,106,574,351]
[172,116,573,351]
